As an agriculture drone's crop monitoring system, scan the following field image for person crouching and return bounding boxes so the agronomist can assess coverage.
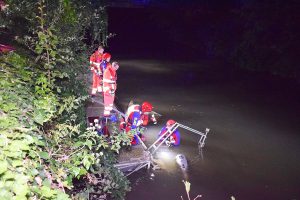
[158,119,180,146]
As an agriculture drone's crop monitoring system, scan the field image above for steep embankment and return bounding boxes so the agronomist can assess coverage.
[0,52,131,199]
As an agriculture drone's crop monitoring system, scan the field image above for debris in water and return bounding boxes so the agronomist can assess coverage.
[176,154,188,170]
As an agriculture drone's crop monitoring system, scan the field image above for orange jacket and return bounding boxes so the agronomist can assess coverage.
[103,63,117,93]
[89,50,103,73]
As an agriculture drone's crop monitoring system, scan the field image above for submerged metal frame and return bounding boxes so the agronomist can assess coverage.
[91,102,210,175]
[114,121,210,176]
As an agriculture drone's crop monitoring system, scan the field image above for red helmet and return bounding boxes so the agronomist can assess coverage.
[166,119,176,127]
[102,53,111,60]
[141,101,153,112]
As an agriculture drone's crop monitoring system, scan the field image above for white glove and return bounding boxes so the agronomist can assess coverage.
[165,140,171,147]
[137,119,143,126]
[109,90,115,95]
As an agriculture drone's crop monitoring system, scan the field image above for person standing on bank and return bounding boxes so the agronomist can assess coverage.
[103,61,119,117]
[89,45,104,96]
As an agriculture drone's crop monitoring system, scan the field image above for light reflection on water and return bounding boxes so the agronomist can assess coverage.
[120,59,300,200]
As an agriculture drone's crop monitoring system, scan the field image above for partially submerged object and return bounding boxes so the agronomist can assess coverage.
[147,122,210,154]
[175,154,188,170]
[86,97,209,176]
[115,120,210,175]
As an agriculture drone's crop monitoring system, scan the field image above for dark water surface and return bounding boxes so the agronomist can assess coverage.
[116,59,300,200]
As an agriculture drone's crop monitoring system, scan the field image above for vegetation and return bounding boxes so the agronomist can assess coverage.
[232,0,298,79]
[0,0,131,199]
[148,0,298,80]
[181,180,201,200]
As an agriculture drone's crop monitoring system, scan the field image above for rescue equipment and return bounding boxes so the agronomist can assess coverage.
[158,126,180,146]
[147,122,210,154]
[114,117,209,176]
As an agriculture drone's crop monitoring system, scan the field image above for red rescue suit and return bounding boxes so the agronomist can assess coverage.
[103,63,117,117]
[158,126,180,146]
[125,104,142,127]
[141,112,157,126]
[89,50,103,94]
[141,102,157,126]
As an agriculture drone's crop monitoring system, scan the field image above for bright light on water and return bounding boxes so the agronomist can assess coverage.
[156,149,177,161]
[159,151,172,159]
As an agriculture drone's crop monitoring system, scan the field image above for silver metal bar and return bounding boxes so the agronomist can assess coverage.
[134,133,148,150]
[151,130,175,154]
[178,123,206,136]
[151,111,162,117]
[125,162,150,176]
[115,160,149,166]
[114,160,149,168]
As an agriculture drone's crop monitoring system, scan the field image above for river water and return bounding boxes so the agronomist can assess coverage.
[115,59,300,200]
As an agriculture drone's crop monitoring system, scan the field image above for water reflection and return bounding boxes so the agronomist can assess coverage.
[120,59,300,200]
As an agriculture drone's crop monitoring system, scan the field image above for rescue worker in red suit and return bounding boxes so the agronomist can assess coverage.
[103,59,119,117]
[89,46,104,95]
[119,101,157,145]
[124,103,144,145]
[158,119,180,146]
[140,101,157,126]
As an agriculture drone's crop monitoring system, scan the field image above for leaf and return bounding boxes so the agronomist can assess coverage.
[42,178,51,187]
[12,182,29,197]
[28,150,37,158]
[2,102,18,112]
[30,168,39,176]
[0,136,7,147]
[0,160,8,174]
[56,191,71,200]
[2,170,15,181]
[4,150,22,158]
[57,87,61,93]
[9,140,30,151]
[14,195,27,200]
[79,168,87,176]
[35,45,43,54]
[12,160,23,167]
[40,186,56,198]
[84,140,93,150]
[24,135,34,144]
[33,109,47,125]
[15,174,29,184]
[34,138,46,146]
[82,157,91,169]
[73,141,84,147]
[0,188,14,199]
[71,167,80,177]
[38,151,50,159]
